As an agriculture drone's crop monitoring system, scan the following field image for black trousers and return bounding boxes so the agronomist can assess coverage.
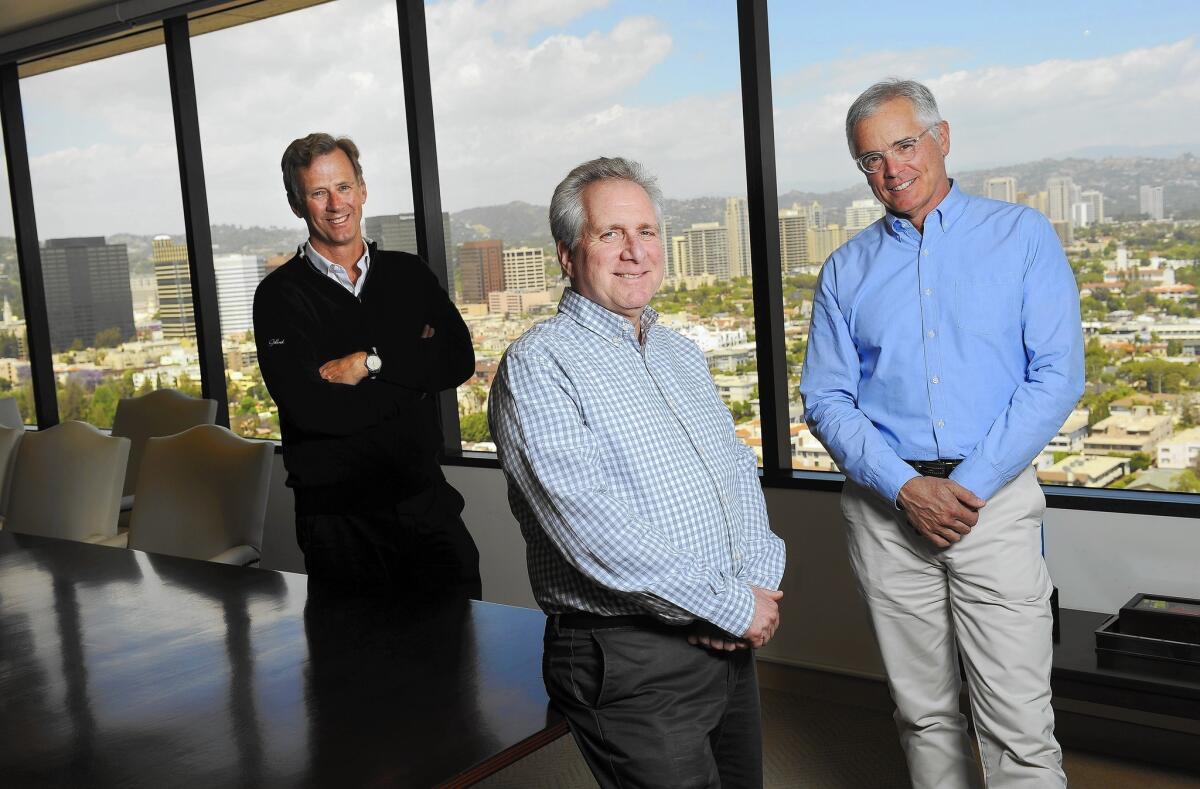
[543,618,763,789]
[295,480,481,601]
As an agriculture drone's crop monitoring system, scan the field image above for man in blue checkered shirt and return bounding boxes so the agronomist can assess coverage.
[489,157,786,789]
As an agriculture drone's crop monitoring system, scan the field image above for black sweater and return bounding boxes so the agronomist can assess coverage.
[253,245,474,513]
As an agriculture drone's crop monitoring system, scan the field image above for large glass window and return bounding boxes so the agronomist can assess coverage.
[427,0,763,456]
[191,0,414,440]
[0,136,33,424]
[771,3,1200,493]
[22,45,189,429]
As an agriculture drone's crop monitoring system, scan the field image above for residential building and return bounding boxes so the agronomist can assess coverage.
[684,223,730,280]
[985,177,1017,203]
[724,197,751,279]
[501,246,546,293]
[213,253,265,336]
[844,199,884,236]
[1037,455,1129,487]
[1082,412,1173,456]
[778,207,810,274]
[1157,427,1200,470]
[1139,185,1165,220]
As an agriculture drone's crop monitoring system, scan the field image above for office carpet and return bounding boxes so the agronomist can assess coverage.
[475,688,1200,788]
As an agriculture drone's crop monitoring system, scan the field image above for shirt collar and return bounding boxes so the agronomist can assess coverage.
[302,238,372,278]
[884,178,965,239]
[558,287,659,342]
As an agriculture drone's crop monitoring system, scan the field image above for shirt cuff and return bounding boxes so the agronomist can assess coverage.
[949,457,1002,501]
[702,581,756,638]
[872,456,921,509]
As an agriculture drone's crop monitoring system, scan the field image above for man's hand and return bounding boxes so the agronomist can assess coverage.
[319,351,369,385]
[896,476,986,549]
[742,586,783,649]
[420,323,435,339]
[687,621,749,652]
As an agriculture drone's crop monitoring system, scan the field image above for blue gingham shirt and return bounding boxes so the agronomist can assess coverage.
[800,181,1084,505]
[489,288,786,637]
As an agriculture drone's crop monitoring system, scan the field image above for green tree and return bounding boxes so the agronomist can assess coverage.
[94,326,123,348]
[460,412,491,443]
[1172,468,1200,493]
[1129,452,1152,472]
[85,382,120,427]
[57,377,89,422]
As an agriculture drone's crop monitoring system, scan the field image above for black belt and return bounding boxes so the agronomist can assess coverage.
[555,612,682,632]
[904,459,963,478]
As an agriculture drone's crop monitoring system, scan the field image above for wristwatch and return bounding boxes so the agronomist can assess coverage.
[365,347,382,379]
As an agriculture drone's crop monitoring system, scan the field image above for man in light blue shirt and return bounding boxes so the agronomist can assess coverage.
[490,157,785,789]
[801,80,1082,788]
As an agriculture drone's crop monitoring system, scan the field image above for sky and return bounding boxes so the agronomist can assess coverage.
[2,0,1199,238]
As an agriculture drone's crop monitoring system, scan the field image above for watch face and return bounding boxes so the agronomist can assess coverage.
[366,354,382,373]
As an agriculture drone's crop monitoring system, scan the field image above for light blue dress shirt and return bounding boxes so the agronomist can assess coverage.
[800,181,1084,504]
[489,288,786,637]
[303,239,371,297]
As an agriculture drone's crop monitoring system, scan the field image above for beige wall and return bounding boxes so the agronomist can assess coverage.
[259,461,1200,680]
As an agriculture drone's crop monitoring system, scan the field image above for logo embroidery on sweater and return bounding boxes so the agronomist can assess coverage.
[269,338,285,346]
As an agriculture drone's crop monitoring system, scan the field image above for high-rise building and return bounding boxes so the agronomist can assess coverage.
[807,224,848,264]
[152,235,195,340]
[1022,190,1050,217]
[985,177,1018,203]
[661,218,675,277]
[724,198,751,279]
[1080,190,1106,225]
[670,235,689,282]
[364,211,455,280]
[213,254,265,337]
[684,223,730,280]
[1139,185,1164,220]
[1046,176,1077,224]
[41,237,135,353]
[845,199,884,236]
[808,200,825,229]
[501,246,546,293]
[458,240,504,304]
[778,208,810,273]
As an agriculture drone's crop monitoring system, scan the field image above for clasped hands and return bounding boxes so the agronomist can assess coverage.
[687,586,782,652]
[318,324,435,384]
[896,476,986,549]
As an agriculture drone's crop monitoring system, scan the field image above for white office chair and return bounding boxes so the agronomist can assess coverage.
[0,397,23,429]
[127,425,273,565]
[5,420,129,543]
[110,388,218,519]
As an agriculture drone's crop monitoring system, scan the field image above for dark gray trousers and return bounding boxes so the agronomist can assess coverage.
[543,618,763,789]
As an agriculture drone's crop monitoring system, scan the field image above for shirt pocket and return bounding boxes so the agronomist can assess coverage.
[954,276,1021,336]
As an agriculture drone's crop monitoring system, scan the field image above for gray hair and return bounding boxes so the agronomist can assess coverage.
[549,157,663,252]
[282,133,363,215]
[845,79,943,156]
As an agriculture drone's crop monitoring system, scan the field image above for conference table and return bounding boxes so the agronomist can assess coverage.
[0,531,567,787]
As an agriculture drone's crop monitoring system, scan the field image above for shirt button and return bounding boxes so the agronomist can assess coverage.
[936,419,945,428]
[922,249,930,257]
[927,330,936,338]
[931,376,939,384]
[924,288,933,296]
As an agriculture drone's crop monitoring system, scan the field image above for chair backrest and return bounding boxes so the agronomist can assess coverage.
[6,421,130,541]
[0,397,23,429]
[127,425,273,562]
[0,425,23,518]
[111,389,218,497]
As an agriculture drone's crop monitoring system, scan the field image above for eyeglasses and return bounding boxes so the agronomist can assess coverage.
[854,126,936,174]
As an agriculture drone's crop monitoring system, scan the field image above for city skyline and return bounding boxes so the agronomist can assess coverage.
[0,0,1196,239]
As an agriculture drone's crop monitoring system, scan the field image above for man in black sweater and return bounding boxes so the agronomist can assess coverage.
[254,132,480,600]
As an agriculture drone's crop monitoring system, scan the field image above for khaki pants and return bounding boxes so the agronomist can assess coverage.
[842,466,1066,788]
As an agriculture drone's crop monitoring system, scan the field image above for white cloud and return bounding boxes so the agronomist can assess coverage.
[3,1,1198,240]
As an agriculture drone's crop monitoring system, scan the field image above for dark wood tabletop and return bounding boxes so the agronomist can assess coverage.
[0,531,567,788]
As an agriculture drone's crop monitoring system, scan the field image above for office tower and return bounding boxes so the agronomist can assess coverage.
[778,208,810,273]
[459,240,504,303]
[986,177,1018,203]
[1139,185,1164,220]
[213,254,265,336]
[806,224,848,264]
[364,211,455,280]
[152,235,195,340]
[724,198,751,279]
[684,223,730,280]
[661,218,674,277]
[1080,190,1105,225]
[1046,176,1077,224]
[501,247,546,293]
[845,199,884,236]
[41,237,135,353]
